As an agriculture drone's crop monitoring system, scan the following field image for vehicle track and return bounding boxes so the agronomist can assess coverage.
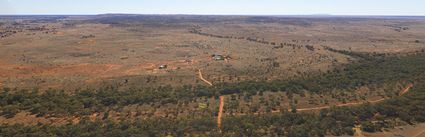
[413,127,425,137]
[294,84,413,112]
[198,69,213,86]
[235,84,413,115]
[218,96,224,129]
[202,66,413,129]
[197,69,224,130]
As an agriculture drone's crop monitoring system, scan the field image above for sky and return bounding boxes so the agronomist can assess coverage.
[0,0,424,15]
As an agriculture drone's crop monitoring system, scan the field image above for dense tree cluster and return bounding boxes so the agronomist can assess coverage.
[215,51,424,95]
[1,84,424,137]
[0,117,219,137]
[222,85,425,136]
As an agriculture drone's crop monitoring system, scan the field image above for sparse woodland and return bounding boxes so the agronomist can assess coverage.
[1,48,425,136]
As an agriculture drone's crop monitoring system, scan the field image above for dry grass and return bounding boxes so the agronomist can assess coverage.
[2,17,425,91]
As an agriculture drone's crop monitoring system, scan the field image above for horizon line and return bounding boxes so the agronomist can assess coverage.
[0,13,425,17]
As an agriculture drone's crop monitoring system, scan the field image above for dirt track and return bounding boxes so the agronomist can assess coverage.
[196,68,413,129]
[198,69,213,86]
[413,129,425,137]
[294,84,413,112]
[218,96,224,129]
[197,69,223,129]
[399,83,413,95]
[234,84,414,116]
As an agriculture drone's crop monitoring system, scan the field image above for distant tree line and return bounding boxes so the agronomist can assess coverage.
[189,27,315,51]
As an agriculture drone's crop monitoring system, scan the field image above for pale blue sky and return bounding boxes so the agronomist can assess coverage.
[0,0,424,15]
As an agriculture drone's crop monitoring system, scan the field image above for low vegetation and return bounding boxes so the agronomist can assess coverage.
[1,49,425,136]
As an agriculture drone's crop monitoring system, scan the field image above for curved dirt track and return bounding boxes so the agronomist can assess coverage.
[198,69,213,86]
[196,69,224,129]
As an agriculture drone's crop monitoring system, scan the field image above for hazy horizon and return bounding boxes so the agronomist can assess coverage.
[1,13,425,17]
[1,0,425,16]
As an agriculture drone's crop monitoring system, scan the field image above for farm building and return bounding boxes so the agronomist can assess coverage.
[158,64,168,69]
[212,54,225,60]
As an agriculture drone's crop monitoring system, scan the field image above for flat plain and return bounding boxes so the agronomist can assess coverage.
[1,15,425,136]
[1,15,424,90]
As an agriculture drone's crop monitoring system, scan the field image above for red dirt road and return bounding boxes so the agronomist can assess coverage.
[218,96,224,129]
[295,84,414,112]
[234,84,414,115]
